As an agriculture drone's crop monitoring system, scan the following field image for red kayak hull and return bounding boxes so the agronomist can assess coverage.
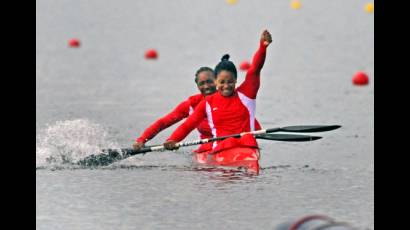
[193,147,260,174]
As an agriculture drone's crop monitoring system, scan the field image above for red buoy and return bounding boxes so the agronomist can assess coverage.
[352,71,369,86]
[145,49,158,59]
[239,61,250,71]
[68,39,80,48]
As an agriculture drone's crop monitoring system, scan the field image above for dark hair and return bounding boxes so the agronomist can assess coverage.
[194,66,214,83]
[214,54,237,79]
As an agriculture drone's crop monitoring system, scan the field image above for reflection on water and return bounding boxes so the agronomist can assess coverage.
[36,161,373,230]
[190,166,258,182]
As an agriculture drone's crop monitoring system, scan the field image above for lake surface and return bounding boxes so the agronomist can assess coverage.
[36,0,374,229]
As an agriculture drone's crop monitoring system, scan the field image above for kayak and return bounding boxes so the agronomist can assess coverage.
[193,147,260,174]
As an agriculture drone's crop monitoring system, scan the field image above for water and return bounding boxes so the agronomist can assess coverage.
[36,0,374,229]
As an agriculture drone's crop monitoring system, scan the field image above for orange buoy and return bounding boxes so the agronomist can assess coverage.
[239,61,250,71]
[352,71,369,86]
[68,39,80,48]
[226,0,238,5]
[290,0,301,9]
[145,49,158,59]
[365,3,374,13]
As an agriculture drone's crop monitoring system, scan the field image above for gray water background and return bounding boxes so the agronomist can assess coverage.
[36,0,374,229]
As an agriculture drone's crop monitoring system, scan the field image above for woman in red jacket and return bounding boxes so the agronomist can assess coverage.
[133,67,216,153]
[164,30,272,173]
[133,67,263,153]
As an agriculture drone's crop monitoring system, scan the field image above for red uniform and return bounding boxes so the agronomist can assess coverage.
[136,93,262,153]
[167,41,267,153]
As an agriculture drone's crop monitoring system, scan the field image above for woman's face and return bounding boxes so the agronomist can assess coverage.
[215,70,236,97]
[196,71,216,96]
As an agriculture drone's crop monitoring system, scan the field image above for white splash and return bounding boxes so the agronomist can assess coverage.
[36,119,120,167]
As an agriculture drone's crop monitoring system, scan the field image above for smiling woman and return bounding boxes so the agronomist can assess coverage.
[132,66,217,153]
[163,30,273,174]
[214,55,237,97]
[194,67,216,95]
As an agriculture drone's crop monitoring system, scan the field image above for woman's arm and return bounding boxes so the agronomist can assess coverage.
[135,100,191,145]
[164,100,207,149]
[237,30,272,99]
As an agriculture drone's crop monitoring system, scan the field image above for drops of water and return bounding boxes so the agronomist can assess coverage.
[36,119,120,167]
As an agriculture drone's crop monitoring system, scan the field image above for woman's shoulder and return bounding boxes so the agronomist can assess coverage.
[203,92,221,103]
[187,93,204,106]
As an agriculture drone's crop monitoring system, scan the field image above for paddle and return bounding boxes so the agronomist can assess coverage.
[77,125,340,167]
[263,125,341,133]
[77,133,321,167]
[255,133,322,141]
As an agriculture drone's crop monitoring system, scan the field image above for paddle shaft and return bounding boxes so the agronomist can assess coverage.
[122,125,341,157]
[125,129,269,156]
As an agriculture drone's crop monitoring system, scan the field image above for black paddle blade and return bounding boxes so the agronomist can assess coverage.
[77,148,151,167]
[266,125,341,133]
[255,133,322,142]
[77,149,124,166]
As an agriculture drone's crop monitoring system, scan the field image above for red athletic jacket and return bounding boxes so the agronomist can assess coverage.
[136,94,210,144]
[167,41,267,153]
[137,95,262,153]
